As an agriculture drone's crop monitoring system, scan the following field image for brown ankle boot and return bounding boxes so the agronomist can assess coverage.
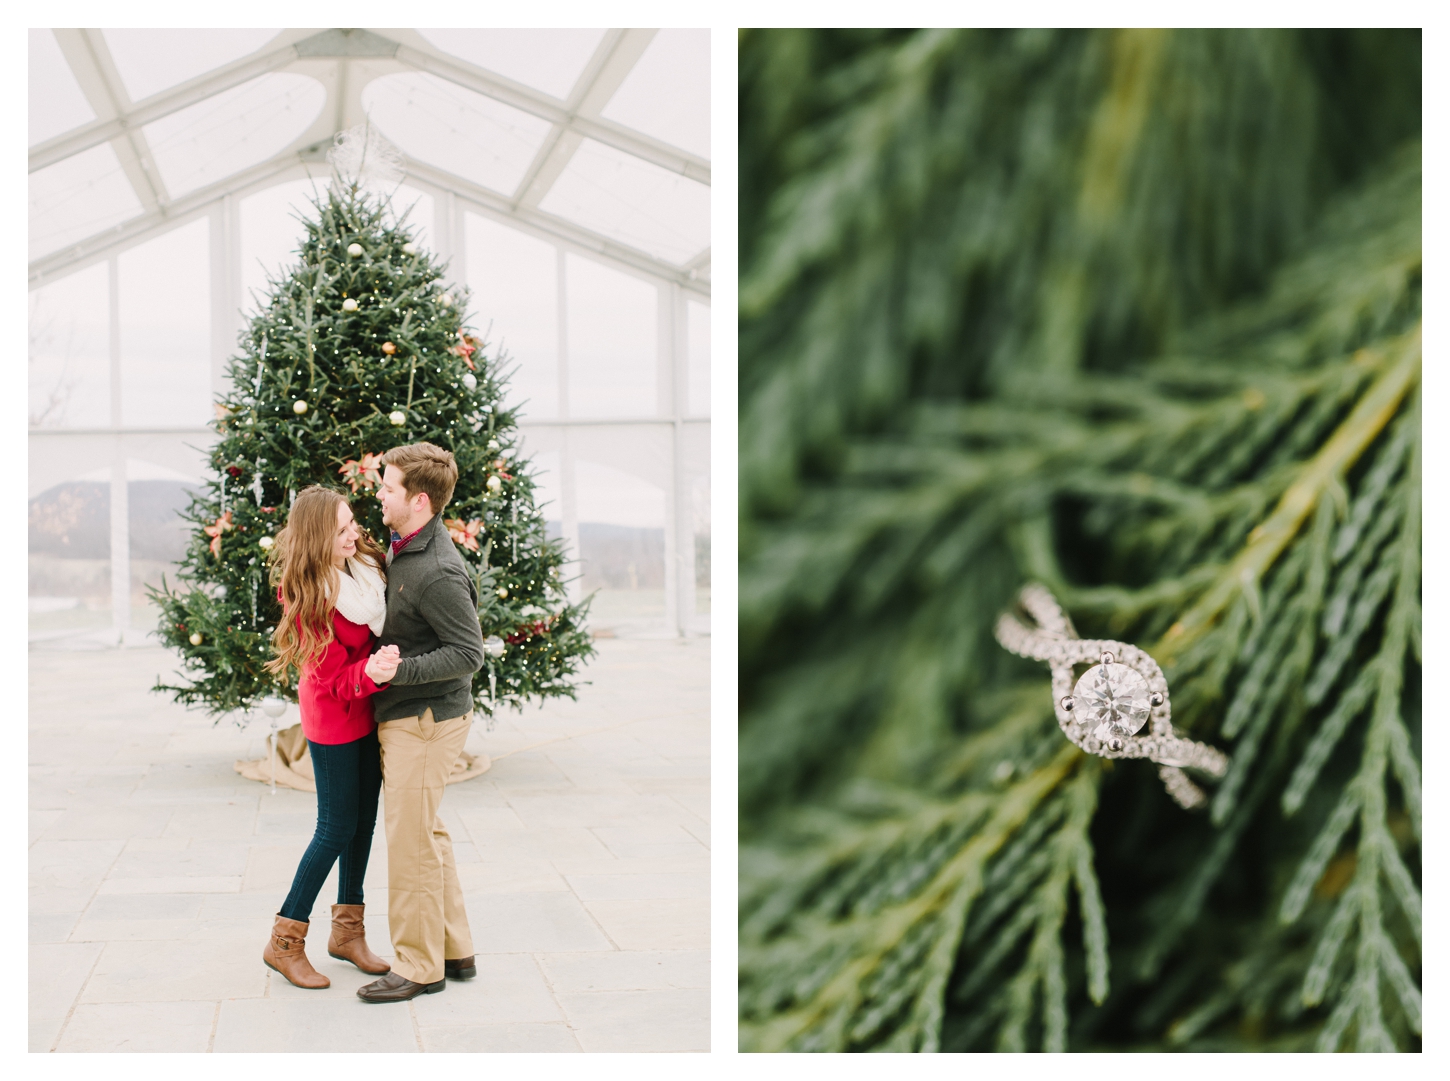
[263,914,330,988]
[328,904,390,974]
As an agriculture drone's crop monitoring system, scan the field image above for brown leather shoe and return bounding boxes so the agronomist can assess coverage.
[327,904,390,975]
[444,956,476,980]
[263,914,330,989]
[357,971,446,1002]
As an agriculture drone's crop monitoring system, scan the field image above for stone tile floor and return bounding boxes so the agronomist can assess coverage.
[30,637,709,1052]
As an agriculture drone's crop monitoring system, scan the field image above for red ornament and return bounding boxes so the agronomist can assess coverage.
[505,618,550,644]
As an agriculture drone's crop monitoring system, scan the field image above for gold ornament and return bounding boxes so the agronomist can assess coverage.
[389,410,406,426]
[381,341,396,355]
[293,400,308,415]
[342,297,359,312]
[496,586,509,599]
[189,632,203,646]
[347,242,364,257]
[258,536,274,550]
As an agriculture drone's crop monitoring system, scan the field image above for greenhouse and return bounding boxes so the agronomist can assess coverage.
[30,27,710,1054]
[30,26,711,648]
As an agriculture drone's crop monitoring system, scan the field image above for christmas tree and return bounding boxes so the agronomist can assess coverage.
[739,30,1419,1051]
[152,141,593,721]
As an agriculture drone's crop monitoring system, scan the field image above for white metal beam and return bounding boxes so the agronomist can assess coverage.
[386,35,708,185]
[51,29,171,213]
[106,254,129,645]
[31,34,710,301]
[29,151,314,288]
[35,29,709,188]
[512,29,656,210]
[401,156,710,298]
[29,32,313,173]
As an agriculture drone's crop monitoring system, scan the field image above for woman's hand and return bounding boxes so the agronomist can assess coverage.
[366,644,401,684]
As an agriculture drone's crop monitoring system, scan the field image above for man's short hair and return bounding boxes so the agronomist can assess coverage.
[382,442,458,513]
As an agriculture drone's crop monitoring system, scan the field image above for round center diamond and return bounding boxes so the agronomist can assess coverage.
[1072,662,1151,740]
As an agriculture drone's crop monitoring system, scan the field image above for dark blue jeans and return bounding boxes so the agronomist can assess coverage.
[279,729,381,922]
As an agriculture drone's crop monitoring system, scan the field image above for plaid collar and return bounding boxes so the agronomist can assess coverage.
[390,524,425,556]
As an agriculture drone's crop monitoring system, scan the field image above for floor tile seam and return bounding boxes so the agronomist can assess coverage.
[556,984,712,998]
[206,999,221,1053]
[563,872,624,951]
[409,997,424,1052]
[64,836,134,943]
[663,793,711,834]
[530,951,587,1050]
[483,711,690,764]
[47,941,107,1053]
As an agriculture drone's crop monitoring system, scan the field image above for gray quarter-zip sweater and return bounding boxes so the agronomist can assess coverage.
[373,512,485,723]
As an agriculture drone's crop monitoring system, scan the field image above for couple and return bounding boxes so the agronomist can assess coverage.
[260,442,485,1003]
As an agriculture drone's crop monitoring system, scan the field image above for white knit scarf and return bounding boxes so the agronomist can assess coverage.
[331,556,387,635]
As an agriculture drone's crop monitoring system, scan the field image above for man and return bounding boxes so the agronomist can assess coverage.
[357,442,485,1003]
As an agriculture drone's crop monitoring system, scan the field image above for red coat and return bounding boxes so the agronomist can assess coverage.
[298,609,388,745]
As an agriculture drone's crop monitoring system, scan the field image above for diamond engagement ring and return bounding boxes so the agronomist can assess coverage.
[994,583,1230,809]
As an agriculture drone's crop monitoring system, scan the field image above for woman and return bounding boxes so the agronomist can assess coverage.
[261,486,401,989]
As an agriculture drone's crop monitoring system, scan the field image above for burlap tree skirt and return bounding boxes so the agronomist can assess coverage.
[235,723,490,792]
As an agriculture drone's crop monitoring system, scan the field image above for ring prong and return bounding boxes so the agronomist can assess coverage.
[1060,696,1074,712]
[1101,650,1114,665]
[1150,692,1165,708]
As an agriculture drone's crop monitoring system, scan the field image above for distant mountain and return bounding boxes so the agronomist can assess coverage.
[30,482,710,593]
[29,480,199,561]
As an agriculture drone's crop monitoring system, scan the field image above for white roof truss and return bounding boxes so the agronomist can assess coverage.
[29,27,710,295]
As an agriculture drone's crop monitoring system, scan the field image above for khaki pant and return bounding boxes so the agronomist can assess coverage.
[377,708,474,984]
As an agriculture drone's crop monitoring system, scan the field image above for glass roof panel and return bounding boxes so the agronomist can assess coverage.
[102,29,283,103]
[538,138,708,266]
[30,30,96,147]
[363,72,553,197]
[143,73,325,199]
[30,142,144,262]
[600,29,709,159]
[240,178,330,312]
[417,29,605,100]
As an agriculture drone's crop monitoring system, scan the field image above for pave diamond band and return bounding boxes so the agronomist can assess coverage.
[994,583,1230,809]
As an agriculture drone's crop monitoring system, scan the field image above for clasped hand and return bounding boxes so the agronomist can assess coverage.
[365,644,401,683]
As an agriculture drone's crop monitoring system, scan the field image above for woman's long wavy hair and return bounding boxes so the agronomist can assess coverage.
[264,486,387,678]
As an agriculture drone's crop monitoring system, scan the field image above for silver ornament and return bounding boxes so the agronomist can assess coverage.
[389,410,406,426]
[347,243,364,258]
[462,373,477,391]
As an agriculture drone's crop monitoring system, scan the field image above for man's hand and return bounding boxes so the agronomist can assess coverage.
[366,644,401,684]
